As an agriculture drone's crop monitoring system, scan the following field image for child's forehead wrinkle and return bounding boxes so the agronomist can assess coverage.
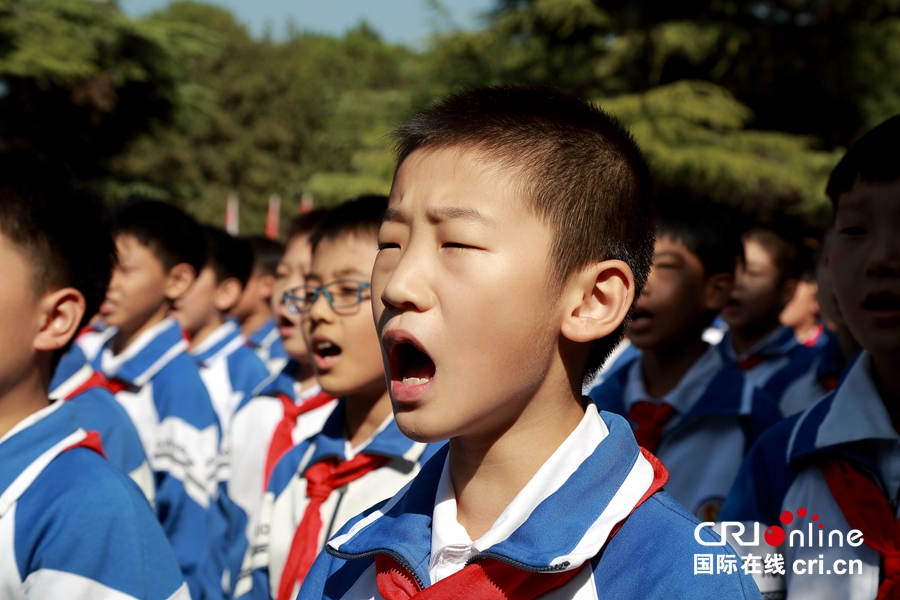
[424,205,498,228]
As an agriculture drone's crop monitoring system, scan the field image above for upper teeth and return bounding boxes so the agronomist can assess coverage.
[317,341,334,350]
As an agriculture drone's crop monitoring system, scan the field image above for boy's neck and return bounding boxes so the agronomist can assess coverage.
[639,335,709,399]
[113,304,171,355]
[343,388,394,449]
[240,306,272,339]
[449,375,586,540]
[189,313,226,351]
[871,354,900,434]
[0,360,51,440]
[730,320,781,356]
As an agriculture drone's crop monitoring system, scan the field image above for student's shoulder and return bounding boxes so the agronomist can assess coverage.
[225,343,273,395]
[68,388,148,463]
[594,490,762,598]
[13,447,186,598]
[151,352,218,423]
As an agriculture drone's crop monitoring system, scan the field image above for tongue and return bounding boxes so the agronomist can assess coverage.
[405,348,435,380]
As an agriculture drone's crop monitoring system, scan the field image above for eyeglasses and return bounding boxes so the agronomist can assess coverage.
[283,280,372,314]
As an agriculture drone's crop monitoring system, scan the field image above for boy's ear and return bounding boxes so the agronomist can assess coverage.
[214,277,244,312]
[560,260,634,343]
[33,288,86,352]
[704,272,734,312]
[257,274,276,301]
[164,263,196,301]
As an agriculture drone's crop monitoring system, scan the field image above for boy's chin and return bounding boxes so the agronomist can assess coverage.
[391,412,449,444]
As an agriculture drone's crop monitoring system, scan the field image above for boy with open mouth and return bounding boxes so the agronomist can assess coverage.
[299,87,760,599]
[722,115,900,600]
[235,196,437,600]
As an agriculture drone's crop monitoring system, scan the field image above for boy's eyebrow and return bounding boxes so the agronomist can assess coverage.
[426,206,497,227]
[654,250,683,260]
[382,206,497,227]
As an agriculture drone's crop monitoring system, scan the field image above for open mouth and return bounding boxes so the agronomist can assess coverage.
[862,292,900,312]
[312,337,342,371]
[277,314,297,338]
[99,299,116,315]
[629,307,653,332]
[388,339,436,387]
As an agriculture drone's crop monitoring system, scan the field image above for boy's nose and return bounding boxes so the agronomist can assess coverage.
[867,230,900,277]
[308,290,334,322]
[379,257,431,313]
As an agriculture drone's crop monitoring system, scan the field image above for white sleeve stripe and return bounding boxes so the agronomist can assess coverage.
[21,568,139,600]
[0,429,85,517]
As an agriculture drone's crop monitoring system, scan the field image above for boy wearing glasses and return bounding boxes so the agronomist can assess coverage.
[235,197,438,600]
[299,87,758,599]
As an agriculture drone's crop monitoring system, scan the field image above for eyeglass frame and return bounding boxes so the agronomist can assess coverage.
[282,279,372,314]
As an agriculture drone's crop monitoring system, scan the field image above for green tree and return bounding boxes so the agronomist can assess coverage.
[426,0,900,215]
[108,2,427,232]
[0,0,180,178]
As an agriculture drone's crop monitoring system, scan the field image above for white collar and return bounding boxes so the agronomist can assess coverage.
[622,344,722,415]
[429,404,608,580]
[817,351,899,448]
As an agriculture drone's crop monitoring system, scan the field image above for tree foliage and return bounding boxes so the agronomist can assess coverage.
[1,0,897,229]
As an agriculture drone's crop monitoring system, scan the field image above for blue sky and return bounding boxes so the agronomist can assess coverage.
[119,0,495,46]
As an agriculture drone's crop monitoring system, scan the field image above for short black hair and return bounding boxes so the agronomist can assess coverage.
[0,152,115,350]
[743,225,803,283]
[203,226,253,287]
[655,195,744,277]
[112,199,206,276]
[826,115,900,207]
[285,208,329,243]
[243,236,284,277]
[393,85,655,382]
[309,195,388,255]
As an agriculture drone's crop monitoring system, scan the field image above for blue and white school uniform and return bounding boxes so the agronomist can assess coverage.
[190,319,278,596]
[590,345,781,520]
[717,325,824,417]
[246,317,289,377]
[222,361,338,597]
[49,343,155,503]
[234,403,437,600]
[90,317,223,600]
[0,400,189,600]
[299,404,761,600]
[191,319,273,435]
[721,352,895,599]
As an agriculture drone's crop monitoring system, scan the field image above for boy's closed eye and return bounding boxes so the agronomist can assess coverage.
[838,225,867,236]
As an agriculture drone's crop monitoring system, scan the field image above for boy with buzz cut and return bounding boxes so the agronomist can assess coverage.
[172,225,282,597]
[299,87,760,599]
[718,225,823,416]
[90,200,223,600]
[235,196,437,600]
[173,226,271,433]
[590,197,781,521]
[721,115,900,600]
[225,211,338,597]
[0,153,189,599]
[231,236,288,377]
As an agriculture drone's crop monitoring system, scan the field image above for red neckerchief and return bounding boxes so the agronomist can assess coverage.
[628,400,677,452]
[263,391,335,490]
[276,452,391,600]
[821,458,900,600]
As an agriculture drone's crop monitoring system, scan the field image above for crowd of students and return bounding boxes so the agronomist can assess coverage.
[0,85,897,600]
